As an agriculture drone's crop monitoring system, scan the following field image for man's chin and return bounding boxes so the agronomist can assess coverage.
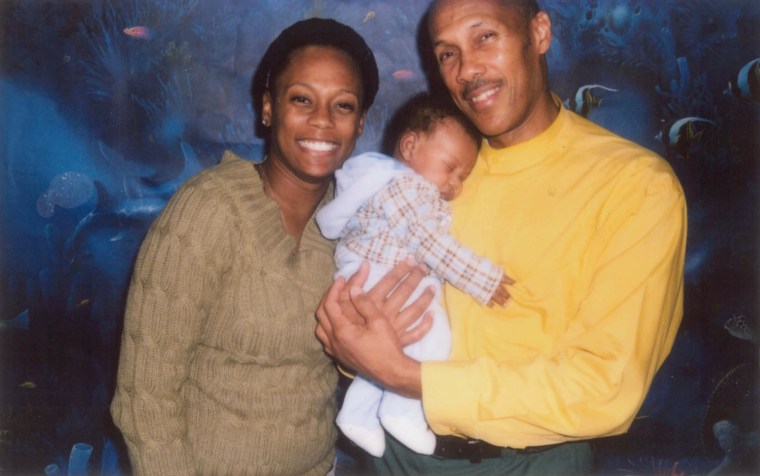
[468,117,502,138]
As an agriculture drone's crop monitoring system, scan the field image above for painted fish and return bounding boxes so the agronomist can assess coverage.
[724,314,757,345]
[392,69,415,80]
[363,11,376,23]
[0,309,29,332]
[123,26,152,40]
[723,58,760,103]
[568,84,618,118]
[658,116,717,153]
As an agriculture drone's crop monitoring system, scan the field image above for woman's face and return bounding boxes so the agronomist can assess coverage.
[262,45,366,184]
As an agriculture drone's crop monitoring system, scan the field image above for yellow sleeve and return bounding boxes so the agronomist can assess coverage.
[422,166,686,448]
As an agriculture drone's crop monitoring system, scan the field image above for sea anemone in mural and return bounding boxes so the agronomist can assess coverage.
[131,74,193,145]
[77,0,199,99]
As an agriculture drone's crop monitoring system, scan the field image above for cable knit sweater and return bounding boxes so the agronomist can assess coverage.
[110,151,338,476]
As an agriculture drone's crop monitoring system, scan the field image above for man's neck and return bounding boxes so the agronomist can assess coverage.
[487,91,559,149]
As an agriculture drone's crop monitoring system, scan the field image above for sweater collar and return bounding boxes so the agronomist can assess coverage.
[221,151,333,262]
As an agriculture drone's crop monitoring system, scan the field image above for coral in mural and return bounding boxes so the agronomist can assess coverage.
[547,1,676,79]
[44,439,120,476]
[699,316,759,475]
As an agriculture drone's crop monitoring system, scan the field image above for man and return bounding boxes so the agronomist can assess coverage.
[316,0,687,474]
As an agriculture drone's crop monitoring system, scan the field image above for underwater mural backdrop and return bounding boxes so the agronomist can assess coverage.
[0,0,758,474]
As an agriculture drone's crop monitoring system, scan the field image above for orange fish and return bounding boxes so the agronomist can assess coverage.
[123,26,152,40]
[392,69,415,80]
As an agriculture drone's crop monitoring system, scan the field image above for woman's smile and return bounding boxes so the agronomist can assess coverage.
[298,139,339,153]
[263,44,366,183]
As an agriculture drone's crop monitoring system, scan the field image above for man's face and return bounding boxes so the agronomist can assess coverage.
[428,0,550,148]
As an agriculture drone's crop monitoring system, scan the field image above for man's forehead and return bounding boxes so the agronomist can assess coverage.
[429,0,479,20]
[430,0,505,15]
[428,0,505,38]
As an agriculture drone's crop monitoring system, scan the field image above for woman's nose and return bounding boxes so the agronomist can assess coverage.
[309,105,334,128]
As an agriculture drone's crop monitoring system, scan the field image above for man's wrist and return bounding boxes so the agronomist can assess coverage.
[378,356,422,399]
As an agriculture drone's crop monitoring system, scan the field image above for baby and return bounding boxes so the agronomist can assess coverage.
[316,93,511,457]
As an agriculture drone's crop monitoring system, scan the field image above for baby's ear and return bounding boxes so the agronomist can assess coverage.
[397,131,418,164]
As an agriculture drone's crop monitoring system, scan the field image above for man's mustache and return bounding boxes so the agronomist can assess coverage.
[461,77,500,100]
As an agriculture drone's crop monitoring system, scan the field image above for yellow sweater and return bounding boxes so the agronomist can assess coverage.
[422,104,686,448]
[111,152,338,475]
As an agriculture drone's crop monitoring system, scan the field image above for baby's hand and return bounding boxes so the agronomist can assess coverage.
[488,274,514,307]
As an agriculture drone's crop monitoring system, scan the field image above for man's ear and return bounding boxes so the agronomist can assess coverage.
[397,131,418,164]
[532,11,552,55]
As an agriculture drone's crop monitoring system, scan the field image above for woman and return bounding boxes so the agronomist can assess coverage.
[110,18,378,475]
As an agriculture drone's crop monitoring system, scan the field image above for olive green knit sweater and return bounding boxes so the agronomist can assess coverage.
[111,151,338,475]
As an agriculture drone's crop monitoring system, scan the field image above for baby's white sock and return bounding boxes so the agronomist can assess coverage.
[338,423,386,457]
[380,414,436,455]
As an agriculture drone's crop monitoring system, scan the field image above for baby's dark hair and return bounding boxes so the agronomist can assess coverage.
[381,92,481,155]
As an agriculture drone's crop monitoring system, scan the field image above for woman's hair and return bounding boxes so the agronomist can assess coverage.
[252,18,379,128]
[381,92,482,155]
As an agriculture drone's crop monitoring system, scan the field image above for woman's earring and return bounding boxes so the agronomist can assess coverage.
[262,118,270,127]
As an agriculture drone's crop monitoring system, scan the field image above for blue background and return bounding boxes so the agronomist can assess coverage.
[1,1,758,474]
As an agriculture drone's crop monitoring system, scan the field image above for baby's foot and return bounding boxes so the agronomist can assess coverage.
[338,423,386,457]
[380,415,436,455]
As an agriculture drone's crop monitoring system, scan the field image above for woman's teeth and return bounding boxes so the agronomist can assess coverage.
[299,140,337,152]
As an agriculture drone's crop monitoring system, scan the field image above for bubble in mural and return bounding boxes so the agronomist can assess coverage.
[36,172,96,218]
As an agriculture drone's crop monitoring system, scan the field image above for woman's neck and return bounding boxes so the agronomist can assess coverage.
[255,159,329,243]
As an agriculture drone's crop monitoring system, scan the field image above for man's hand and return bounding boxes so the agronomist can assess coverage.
[315,259,433,398]
[316,259,435,353]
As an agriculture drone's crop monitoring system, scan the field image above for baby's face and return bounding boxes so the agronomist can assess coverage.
[408,118,479,201]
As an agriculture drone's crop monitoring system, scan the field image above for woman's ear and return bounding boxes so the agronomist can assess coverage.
[397,131,418,165]
[357,111,367,137]
[262,91,273,126]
